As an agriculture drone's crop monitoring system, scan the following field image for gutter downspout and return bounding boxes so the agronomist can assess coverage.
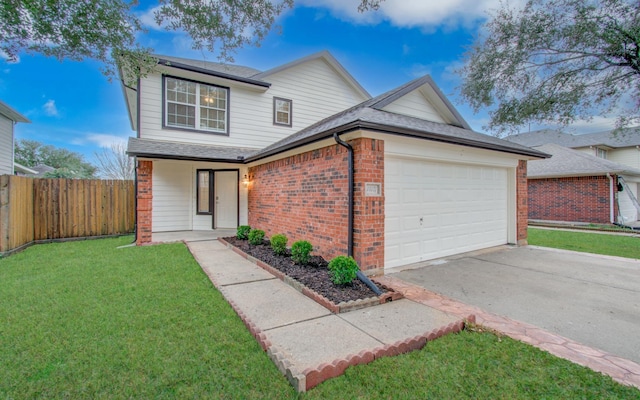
[333,133,383,296]
[607,173,615,224]
[132,157,138,244]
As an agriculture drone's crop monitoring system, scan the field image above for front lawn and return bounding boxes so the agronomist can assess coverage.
[528,227,640,259]
[1,237,638,399]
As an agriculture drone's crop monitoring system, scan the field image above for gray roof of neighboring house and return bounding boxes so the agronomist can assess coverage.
[247,75,549,161]
[0,100,29,123]
[527,143,640,178]
[506,128,640,149]
[127,137,257,162]
[30,164,55,176]
[13,162,37,175]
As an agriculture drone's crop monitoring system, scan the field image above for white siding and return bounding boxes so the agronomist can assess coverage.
[153,161,193,232]
[381,89,446,123]
[139,58,368,148]
[152,159,248,232]
[609,148,640,169]
[0,116,14,175]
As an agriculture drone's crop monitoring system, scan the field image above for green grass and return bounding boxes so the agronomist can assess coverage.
[2,237,639,399]
[528,228,640,259]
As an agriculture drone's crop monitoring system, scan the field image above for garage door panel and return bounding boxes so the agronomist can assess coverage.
[386,157,509,269]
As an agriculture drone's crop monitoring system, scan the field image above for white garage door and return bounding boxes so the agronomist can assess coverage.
[385,156,509,269]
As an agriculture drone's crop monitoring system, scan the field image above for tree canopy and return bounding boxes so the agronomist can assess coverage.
[459,0,640,135]
[0,0,382,82]
[15,139,97,178]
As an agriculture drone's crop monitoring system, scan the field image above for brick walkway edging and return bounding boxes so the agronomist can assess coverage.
[375,275,640,389]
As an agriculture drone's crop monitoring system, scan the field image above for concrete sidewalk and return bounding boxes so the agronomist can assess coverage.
[186,239,468,392]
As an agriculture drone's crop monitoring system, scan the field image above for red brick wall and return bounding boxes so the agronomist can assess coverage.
[248,138,385,273]
[136,160,153,245]
[516,160,528,245]
[528,175,615,224]
[352,138,384,275]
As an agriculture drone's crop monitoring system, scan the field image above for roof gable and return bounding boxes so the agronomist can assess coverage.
[253,51,370,100]
[0,100,29,123]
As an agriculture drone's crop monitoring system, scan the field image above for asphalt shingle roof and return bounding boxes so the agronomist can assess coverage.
[506,128,640,148]
[127,137,258,162]
[155,54,262,78]
[527,143,640,178]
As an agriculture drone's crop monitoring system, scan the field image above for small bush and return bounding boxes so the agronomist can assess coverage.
[237,225,251,240]
[328,255,359,285]
[291,240,313,265]
[270,234,288,256]
[248,229,265,245]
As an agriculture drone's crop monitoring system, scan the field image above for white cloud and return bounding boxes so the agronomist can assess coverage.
[138,5,164,30]
[43,99,58,117]
[297,0,517,29]
[82,134,129,148]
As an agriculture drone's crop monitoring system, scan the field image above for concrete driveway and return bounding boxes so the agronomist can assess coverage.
[391,246,640,364]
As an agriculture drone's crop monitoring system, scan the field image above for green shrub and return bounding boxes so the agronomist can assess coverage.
[270,234,288,256]
[291,240,313,265]
[248,229,265,245]
[328,255,359,285]
[237,225,251,240]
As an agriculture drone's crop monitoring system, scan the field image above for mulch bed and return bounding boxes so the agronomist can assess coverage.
[222,237,386,304]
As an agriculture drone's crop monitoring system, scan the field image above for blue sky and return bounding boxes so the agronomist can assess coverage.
[0,1,619,164]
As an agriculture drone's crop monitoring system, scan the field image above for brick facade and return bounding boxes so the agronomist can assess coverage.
[516,160,528,245]
[528,175,616,224]
[136,160,153,245]
[248,138,385,274]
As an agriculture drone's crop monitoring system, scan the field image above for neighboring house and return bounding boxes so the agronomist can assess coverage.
[507,130,640,226]
[122,51,547,274]
[14,162,37,176]
[18,164,55,177]
[526,144,640,225]
[0,100,30,175]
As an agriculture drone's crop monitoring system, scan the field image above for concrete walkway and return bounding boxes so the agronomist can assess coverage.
[186,239,467,392]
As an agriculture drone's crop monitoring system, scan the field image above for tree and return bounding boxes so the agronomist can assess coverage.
[459,0,640,136]
[0,1,382,83]
[15,139,97,178]
[94,143,134,180]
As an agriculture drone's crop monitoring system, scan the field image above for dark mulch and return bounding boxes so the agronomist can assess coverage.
[223,237,385,303]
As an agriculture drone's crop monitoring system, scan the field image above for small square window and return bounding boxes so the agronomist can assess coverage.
[273,97,292,127]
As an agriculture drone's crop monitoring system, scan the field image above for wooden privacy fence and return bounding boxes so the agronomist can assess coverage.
[0,176,135,254]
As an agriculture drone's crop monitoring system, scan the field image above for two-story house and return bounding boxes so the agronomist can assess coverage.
[506,130,640,227]
[0,100,30,175]
[123,51,546,274]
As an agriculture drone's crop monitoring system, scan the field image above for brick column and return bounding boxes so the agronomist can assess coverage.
[352,138,385,276]
[516,160,528,245]
[136,160,153,245]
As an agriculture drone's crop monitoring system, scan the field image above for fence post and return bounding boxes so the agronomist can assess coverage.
[0,175,9,252]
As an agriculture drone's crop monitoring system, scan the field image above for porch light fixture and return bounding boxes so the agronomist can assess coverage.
[242,174,250,187]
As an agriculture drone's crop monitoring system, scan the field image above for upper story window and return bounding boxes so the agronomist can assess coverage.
[273,97,292,127]
[596,147,607,159]
[164,76,229,134]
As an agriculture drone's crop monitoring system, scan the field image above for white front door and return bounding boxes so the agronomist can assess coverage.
[214,171,238,228]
